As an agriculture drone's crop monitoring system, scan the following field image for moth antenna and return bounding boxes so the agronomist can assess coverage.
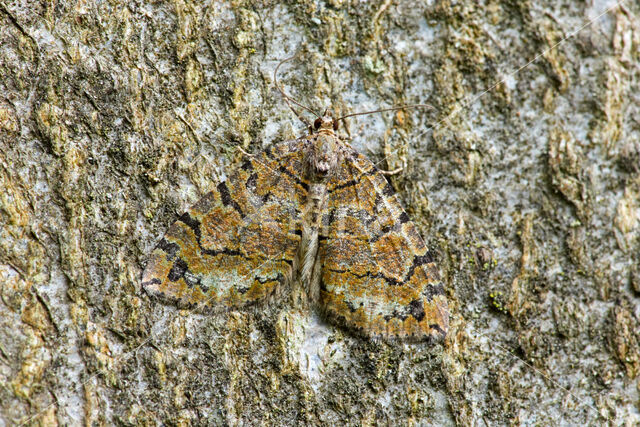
[335,103,436,123]
[274,54,321,127]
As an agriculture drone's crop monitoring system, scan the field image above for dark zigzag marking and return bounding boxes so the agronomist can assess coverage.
[157,238,180,260]
[240,142,308,220]
[168,257,188,282]
[382,298,425,322]
[424,282,445,300]
[162,251,285,295]
[166,257,206,290]
[324,208,417,244]
[323,266,401,288]
[403,252,435,286]
[319,305,444,342]
[325,161,409,241]
[165,247,291,290]
[236,272,285,294]
[178,212,202,243]
[219,147,304,258]
[324,207,377,234]
[255,272,285,286]
[171,213,295,269]
[324,251,441,296]
[234,155,288,212]
[240,158,254,171]
[328,168,378,192]
[246,172,258,190]
[278,164,309,191]
[239,171,273,207]
[409,299,426,321]
[253,138,310,191]
[217,181,244,217]
[370,211,411,243]
[141,277,161,288]
[320,297,443,339]
[263,140,305,162]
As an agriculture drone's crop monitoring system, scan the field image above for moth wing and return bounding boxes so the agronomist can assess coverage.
[318,151,448,341]
[142,139,308,311]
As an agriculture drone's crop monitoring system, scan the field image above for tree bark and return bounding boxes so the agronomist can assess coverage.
[1,0,639,425]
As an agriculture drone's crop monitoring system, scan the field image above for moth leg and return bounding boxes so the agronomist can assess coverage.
[236,146,254,157]
[378,166,403,176]
[350,154,403,176]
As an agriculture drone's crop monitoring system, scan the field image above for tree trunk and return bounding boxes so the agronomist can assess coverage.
[1,0,639,425]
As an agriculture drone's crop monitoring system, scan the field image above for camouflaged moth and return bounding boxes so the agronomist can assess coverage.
[142,57,449,341]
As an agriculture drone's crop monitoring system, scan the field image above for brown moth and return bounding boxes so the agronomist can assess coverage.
[142,59,448,341]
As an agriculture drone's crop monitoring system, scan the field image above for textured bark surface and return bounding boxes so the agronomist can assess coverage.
[1,0,639,425]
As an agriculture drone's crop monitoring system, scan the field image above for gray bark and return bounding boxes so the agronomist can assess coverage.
[1,0,639,425]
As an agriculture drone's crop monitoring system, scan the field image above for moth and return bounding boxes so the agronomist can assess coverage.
[142,60,449,342]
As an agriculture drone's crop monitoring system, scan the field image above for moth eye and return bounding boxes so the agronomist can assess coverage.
[314,118,322,130]
[333,120,340,131]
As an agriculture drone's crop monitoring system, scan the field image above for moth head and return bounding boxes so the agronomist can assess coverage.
[313,110,340,132]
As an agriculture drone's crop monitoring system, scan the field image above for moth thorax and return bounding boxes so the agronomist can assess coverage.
[308,132,340,180]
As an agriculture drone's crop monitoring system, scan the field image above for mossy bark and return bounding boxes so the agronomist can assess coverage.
[1,0,639,425]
